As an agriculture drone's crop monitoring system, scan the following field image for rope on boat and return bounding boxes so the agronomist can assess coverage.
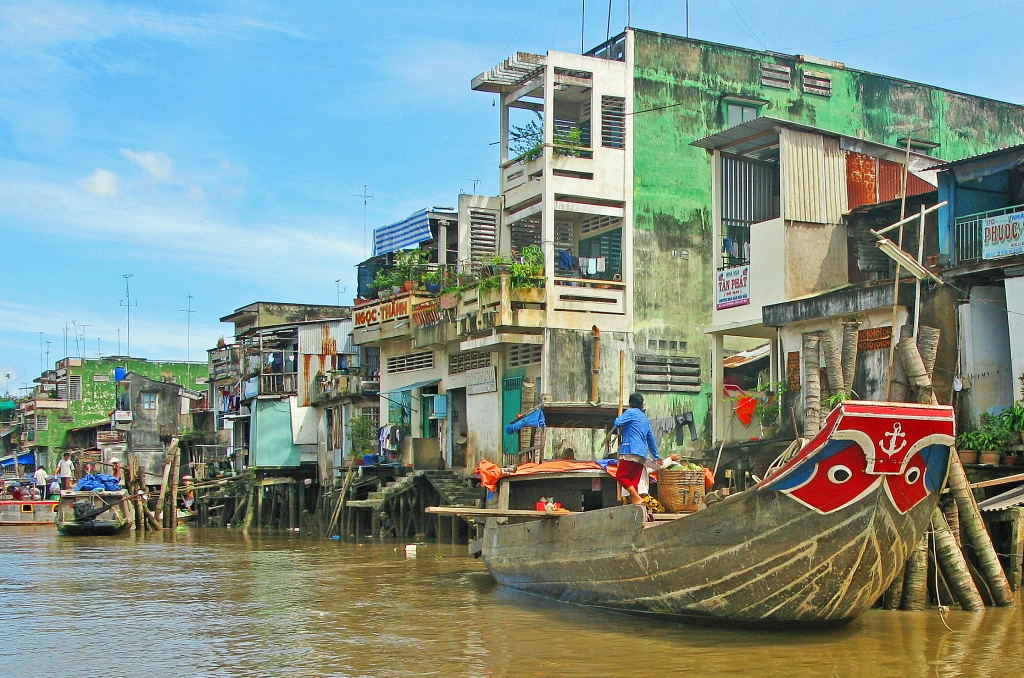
[929,524,955,632]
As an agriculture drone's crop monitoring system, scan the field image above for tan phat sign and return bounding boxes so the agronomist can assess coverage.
[466,366,497,395]
[983,209,1024,260]
[354,298,411,328]
[716,265,750,310]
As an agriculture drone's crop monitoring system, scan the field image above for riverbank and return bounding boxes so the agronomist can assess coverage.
[3,526,1022,677]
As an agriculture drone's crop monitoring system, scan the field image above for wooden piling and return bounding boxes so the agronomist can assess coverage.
[940,492,961,547]
[901,534,929,611]
[167,447,180,530]
[802,334,822,437]
[1009,507,1023,592]
[820,329,845,395]
[882,563,906,610]
[840,321,861,394]
[932,509,985,611]
[947,453,1015,606]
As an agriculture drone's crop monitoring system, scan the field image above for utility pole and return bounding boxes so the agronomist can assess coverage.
[45,341,51,369]
[606,0,613,42]
[117,329,121,356]
[582,0,586,53]
[79,324,91,358]
[120,274,137,357]
[686,0,690,38]
[63,324,69,360]
[38,332,43,373]
[179,295,195,362]
[353,185,373,259]
[335,280,346,306]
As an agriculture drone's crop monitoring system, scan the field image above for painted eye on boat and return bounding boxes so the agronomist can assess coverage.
[904,467,922,485]
[827,465,853,484]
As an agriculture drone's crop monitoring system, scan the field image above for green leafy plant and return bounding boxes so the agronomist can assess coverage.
[347,414,379,459]
[753,400,779,428]
[553,125,585,157]
[825,390,858,409]
[371,269,395,291]
[1000,401,1024,433]
[509,115,543,161]
[956,430,983,450]
[979,412,1013,450]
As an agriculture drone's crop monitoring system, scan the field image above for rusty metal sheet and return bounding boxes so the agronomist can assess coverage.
[298,320,351,356]
[846,152,877,210]
[877,159,904,203]
[906,173,934,198]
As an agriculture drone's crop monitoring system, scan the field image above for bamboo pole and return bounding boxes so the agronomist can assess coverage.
[802,334,822,437]
[932,508,985,611]
[947,453,1015,606]
[886,137,914,398]
[840,321,860,397]
[167,447,180,529]
[882,563,906,610]
[940,492,961,548]
[154,438,179,525]
[901,534,929,610]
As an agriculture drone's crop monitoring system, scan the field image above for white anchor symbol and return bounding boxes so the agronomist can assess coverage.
[879,422,907,458]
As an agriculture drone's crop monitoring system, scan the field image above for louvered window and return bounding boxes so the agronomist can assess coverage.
[601,96,625,148]
[449,350,491,375]
[68,374,82,401]
[761,62,791,89]
[802,71,832,97]
[507,344,542,368]
[635,355,701,394]
[469,209,498,272]
[386,351,434,374]
[579,214,621,236]
[35,415,48,431]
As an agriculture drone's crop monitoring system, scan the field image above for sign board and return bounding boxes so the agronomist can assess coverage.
[466,366,497,395]
[112,410,133,423]
[716,265,750,310]
[982,210,1024,260]
[353,297,411,328]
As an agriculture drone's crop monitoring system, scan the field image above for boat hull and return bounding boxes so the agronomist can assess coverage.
[482,401,954,627]
[0,500,58,525]
[55,490,135,537]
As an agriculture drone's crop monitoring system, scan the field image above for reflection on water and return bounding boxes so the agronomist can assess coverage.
[2,526,1021,677]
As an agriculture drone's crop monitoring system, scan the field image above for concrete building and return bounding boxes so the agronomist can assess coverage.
[17,356,205,472]
[351,28,1024,470]
[938,144,1024,423]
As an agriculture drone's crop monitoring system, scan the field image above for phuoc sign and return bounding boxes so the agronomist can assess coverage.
[716,265,750,310]
[982,210,1024,260]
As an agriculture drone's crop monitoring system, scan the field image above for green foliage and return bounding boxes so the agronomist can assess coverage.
[1000,401,1024,432]
[753,399,779,427]
[553,125,585,157]
[959,413,1014,451]
[509,115,543,161]
[347,414,378,459]
[824,390,857,409]
[371,269,396,291]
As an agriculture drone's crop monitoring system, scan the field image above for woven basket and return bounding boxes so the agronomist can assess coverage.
[658,469,705,513]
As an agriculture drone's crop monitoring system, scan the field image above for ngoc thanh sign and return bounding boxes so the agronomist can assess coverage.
[717,265,750,310]
[982,210,1024,260]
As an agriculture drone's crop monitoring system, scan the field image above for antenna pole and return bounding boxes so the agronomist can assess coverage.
[120,274,137,357]
[38,332,43,373]
[179,295,196,362]
[353,185,373,259]
[582,0,586,53]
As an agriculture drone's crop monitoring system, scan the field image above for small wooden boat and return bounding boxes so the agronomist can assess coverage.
[0,500,58,525]
[55,490,136,536]
[478,401,955,628]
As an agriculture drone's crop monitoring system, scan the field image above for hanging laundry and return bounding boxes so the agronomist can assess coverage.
[596,257,606,273]
[587,257,598,275]
[743,241,750,262]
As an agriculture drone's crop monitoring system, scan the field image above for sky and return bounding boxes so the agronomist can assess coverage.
[2,0,1023,395]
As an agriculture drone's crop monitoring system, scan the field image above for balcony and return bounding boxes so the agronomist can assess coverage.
[456,275,546,337]
[258,373,297,396]
[352,292,434,346]
[208,346,242,382]
[954,204,1024,266]
[310,368,380,405]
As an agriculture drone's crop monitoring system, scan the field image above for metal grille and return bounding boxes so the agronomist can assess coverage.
[601,96,625,149]
[721,155,776,267]
[510,216,541,251]
[449,350,491,375]
[761,62,791,89]
[555,220,575,251]
[386,351,434,374]
[469,209,498,271]
[507,343,542,367]
[954,204,1024,265]
[68,374,82,401]
[802,70,832,97]
[35,415,48,431]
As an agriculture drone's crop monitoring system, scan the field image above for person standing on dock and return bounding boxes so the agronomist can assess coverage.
[34,466,48,498]
[57,452,75,491]
[613,393,664,507]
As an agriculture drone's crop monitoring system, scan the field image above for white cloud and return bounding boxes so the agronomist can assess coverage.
[121,148,174,183]
[76,168,119,197]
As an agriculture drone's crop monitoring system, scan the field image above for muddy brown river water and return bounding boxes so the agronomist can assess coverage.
[2,526,1021,677]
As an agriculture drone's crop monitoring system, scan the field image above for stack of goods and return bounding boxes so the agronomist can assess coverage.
[74,474,123,492]
[658,462,706,513]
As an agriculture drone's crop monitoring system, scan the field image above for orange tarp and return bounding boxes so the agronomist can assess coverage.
[508,460,604,476]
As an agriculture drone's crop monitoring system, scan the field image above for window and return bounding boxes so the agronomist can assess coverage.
[35,415,48,431]
[386,351,434,374]
[361,406,380,421]
[601,96,625,149]
[727,103,759,128]
[68,374,82,401]
[449,350,491,375]
[507,343,542,368]
[142,393,157,410]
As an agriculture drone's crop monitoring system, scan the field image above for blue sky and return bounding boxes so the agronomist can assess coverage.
[2,0,1023,394]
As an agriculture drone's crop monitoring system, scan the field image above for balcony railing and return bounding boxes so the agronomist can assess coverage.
[259,373,297,396]
[954,204,1024,265]
[310,369,380,405]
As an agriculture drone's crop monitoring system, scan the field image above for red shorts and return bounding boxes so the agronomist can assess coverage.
[615,459,644,491]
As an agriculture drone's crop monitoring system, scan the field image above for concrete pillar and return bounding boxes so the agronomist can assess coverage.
[711,333,725,443]
[1006,275,1024,401]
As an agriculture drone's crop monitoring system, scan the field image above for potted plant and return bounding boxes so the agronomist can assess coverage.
[754,399,779,439]
[978,413,1010,465]
[955,431,980,465]
[422,270,442,293]
[1000,401,1024,445]
[1003,450,1019,466]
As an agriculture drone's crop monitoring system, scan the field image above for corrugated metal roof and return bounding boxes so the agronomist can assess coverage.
[298,320,353,356]
[978,483,1024,512]
[723,342,771,368]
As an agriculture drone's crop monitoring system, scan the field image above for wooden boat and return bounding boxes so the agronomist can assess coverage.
[55,490,136,536]
[479,401,955,628]
[0,500,58,525]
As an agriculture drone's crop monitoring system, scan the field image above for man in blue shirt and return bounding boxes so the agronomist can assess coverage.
[614,393,672,506]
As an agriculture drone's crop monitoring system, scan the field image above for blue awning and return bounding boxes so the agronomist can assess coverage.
[1,452,36,468]
[380,379,440,395]
[373,209,432,257]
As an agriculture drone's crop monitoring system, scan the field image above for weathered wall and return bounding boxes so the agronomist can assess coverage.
[784,221,849,299]
[126,375,184,479]
[630,29,1024,446]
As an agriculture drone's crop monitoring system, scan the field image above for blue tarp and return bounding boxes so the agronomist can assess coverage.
[0,452,35,468]
[505,408,545,435]
[74,473,122,492]
[373,209,432,257]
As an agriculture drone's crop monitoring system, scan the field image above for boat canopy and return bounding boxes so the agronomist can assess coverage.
[506,402,620,431]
